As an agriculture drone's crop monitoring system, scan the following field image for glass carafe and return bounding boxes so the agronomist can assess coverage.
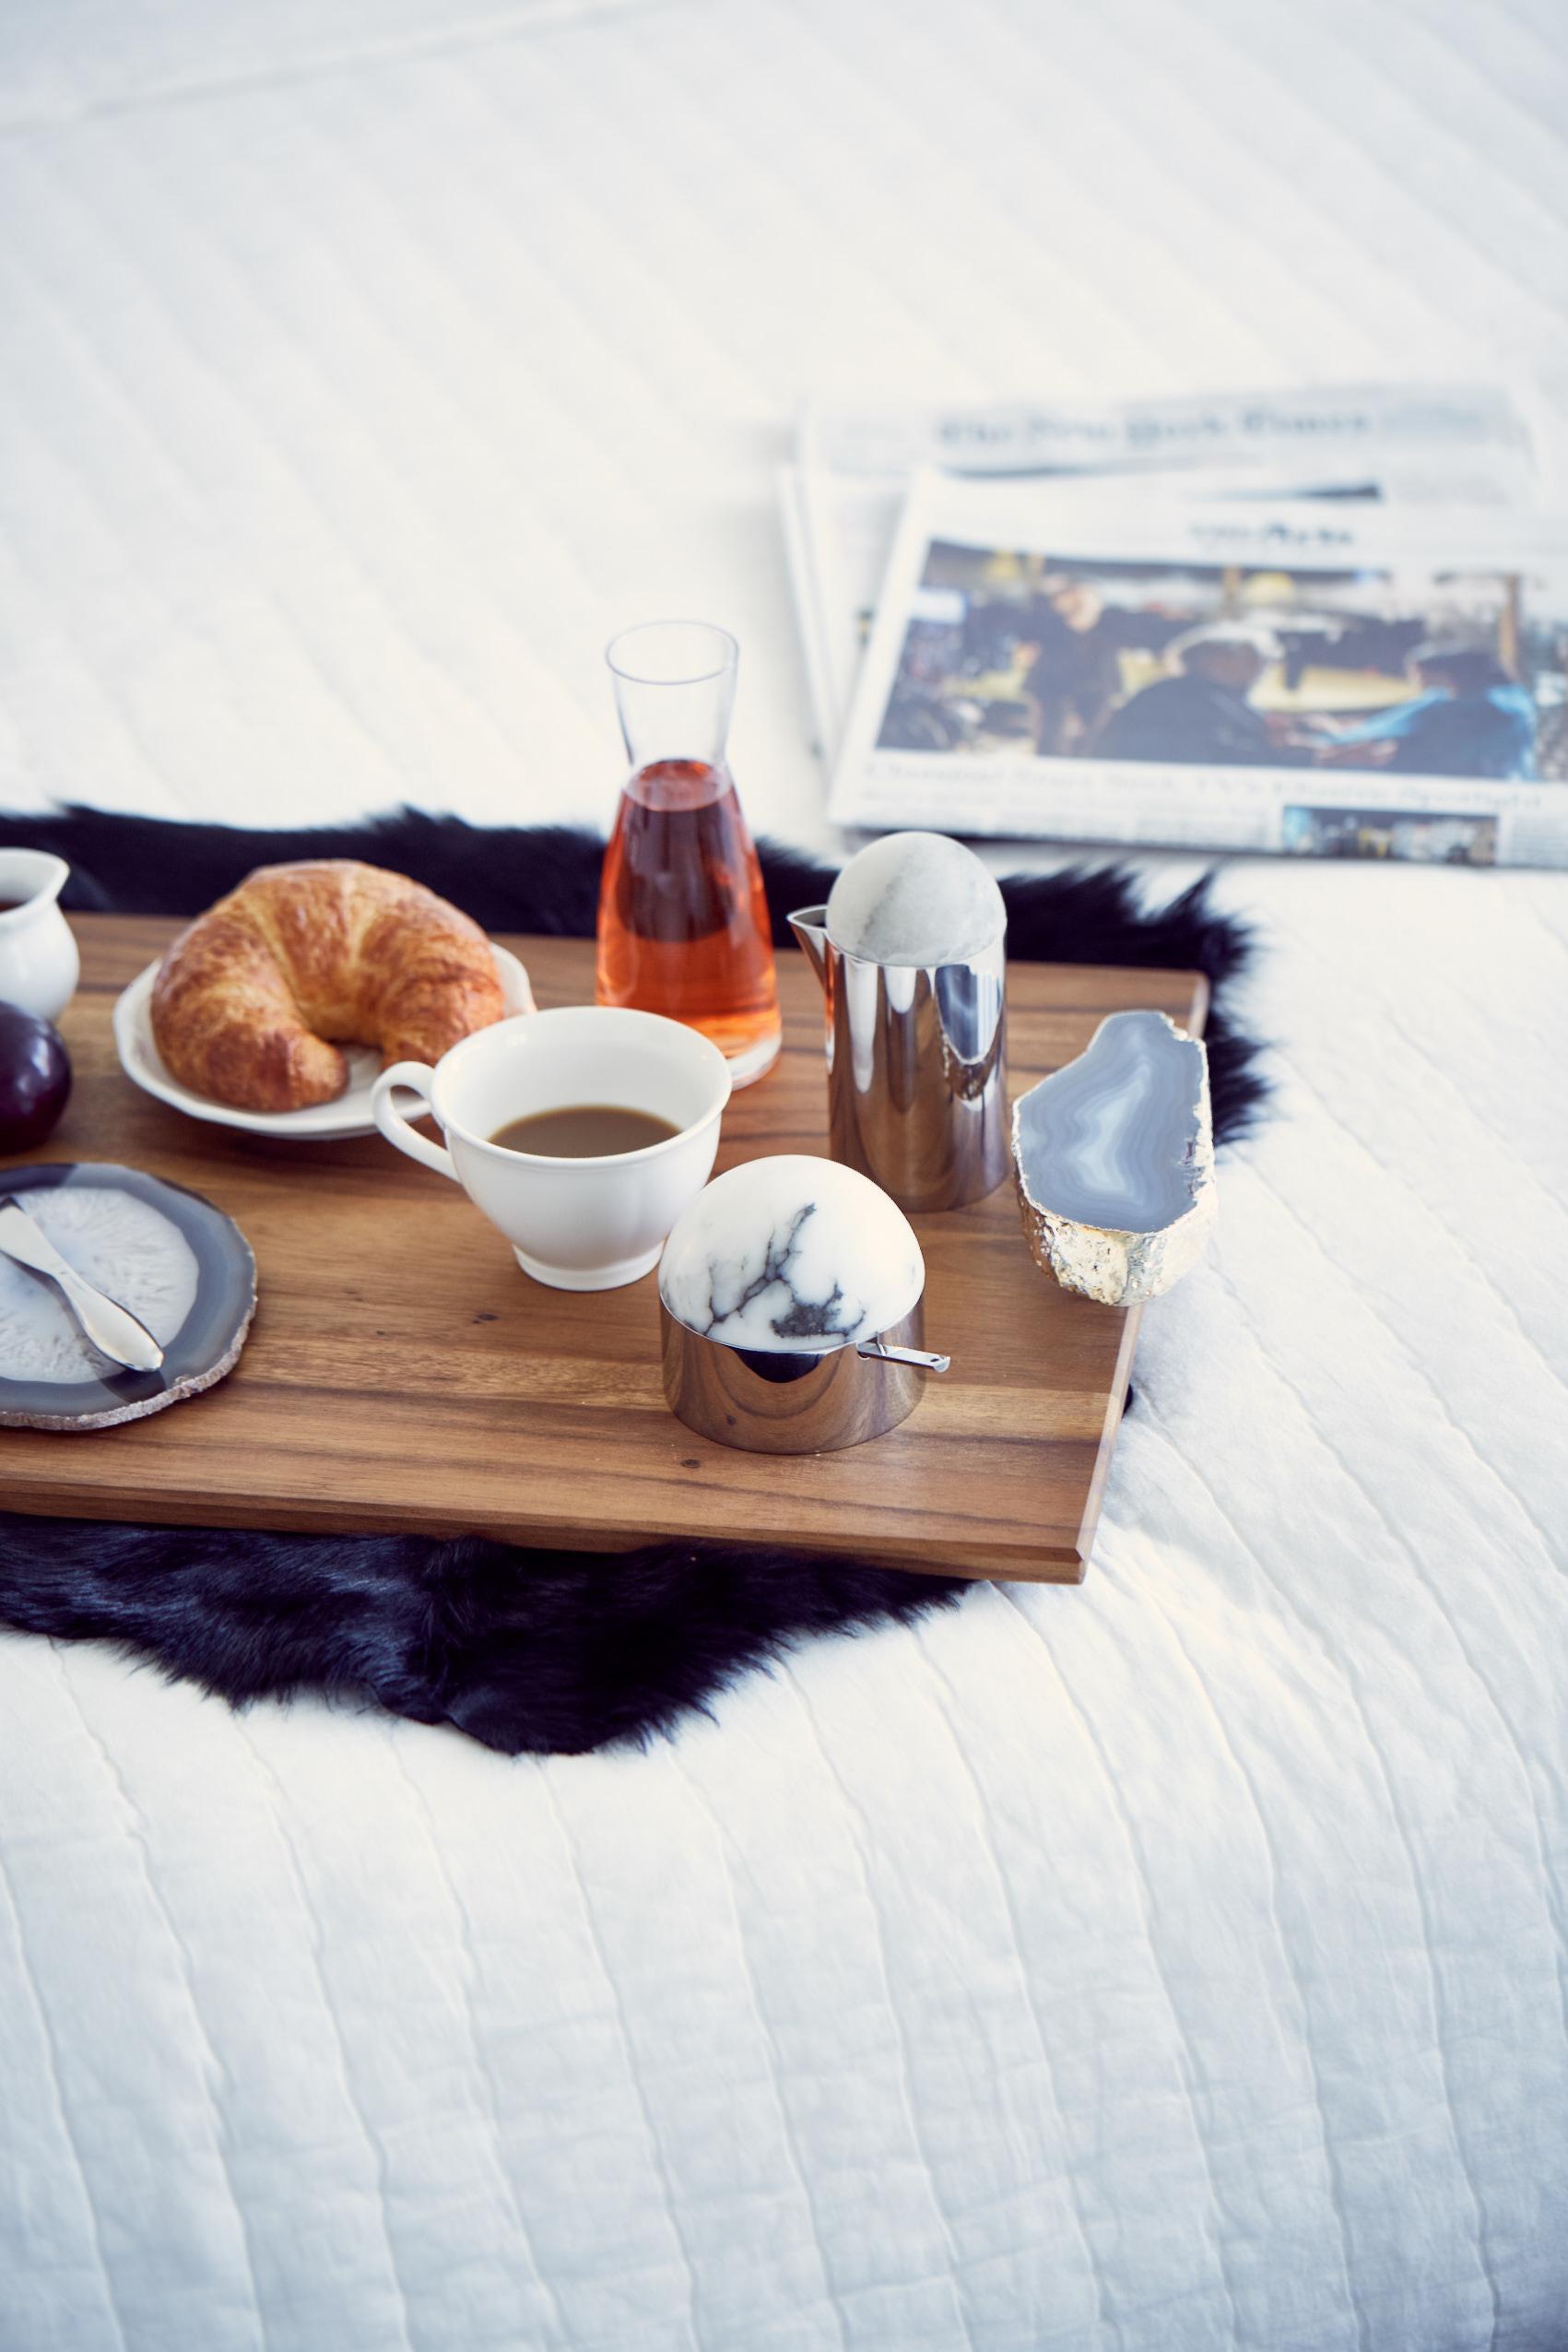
[595,621,782,1088]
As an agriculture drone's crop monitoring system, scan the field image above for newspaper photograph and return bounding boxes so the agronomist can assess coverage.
[786,384,1537,755]
[829,474,1568,868]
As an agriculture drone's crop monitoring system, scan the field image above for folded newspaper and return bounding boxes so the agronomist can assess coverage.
[825,473,1568,869]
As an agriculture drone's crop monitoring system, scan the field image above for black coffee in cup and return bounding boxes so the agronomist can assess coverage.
[488,1105,680,1158]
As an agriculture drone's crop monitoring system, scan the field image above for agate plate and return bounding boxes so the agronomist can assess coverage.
[0,1163,256,1431]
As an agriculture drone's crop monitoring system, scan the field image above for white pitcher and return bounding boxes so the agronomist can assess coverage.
[0,851,79,1024]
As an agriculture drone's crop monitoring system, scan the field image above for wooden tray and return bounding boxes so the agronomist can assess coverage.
[1,917,1206,1580]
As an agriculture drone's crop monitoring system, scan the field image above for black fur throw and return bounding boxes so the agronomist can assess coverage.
[0,1519,971,1756]
[0,807,1267,1754]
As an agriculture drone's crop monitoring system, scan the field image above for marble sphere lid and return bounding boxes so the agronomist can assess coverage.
[825,831,1006,968]
[658,1154,925,1353]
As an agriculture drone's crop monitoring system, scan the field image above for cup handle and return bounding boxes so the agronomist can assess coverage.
[371,1061,458,1181]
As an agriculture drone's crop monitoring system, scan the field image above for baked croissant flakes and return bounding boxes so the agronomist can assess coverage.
[150,859,507,1112]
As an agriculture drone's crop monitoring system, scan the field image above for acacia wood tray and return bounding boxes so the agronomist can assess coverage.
[0,916,1206,1580]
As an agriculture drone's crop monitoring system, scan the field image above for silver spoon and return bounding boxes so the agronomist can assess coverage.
[855,1337,951,1372]
[0,1197,166,1373]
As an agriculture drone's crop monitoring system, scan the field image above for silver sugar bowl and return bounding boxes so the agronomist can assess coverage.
[656,1154,949,1455]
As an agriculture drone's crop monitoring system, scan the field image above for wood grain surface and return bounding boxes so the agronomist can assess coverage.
[1,917,1207,1579]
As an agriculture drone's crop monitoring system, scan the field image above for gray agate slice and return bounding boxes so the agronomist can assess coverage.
[1010,1011,1216,1306]
[0,1163,256,1429]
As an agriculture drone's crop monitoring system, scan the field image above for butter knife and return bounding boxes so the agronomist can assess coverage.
[0,1198,165,1373]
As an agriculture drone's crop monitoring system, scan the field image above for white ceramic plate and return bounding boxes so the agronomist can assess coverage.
[112,944,536,1141]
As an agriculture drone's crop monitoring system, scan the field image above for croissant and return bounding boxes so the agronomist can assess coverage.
[150,859,507,1112]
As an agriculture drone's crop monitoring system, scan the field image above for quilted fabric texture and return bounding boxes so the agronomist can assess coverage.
[1,3,1567,2348]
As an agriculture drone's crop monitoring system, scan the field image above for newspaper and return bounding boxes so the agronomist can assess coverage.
[785,384,1536,757]
[828,472,1568,869]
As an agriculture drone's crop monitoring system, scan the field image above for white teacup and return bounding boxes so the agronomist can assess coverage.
[371,1006,731,1291]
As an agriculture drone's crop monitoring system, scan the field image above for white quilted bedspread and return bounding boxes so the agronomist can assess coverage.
[3,4,1568,2346]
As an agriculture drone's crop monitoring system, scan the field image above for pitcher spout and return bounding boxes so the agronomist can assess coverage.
[786,905,831,992]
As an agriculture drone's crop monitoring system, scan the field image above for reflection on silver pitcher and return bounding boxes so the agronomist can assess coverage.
[788,907,1008,1212]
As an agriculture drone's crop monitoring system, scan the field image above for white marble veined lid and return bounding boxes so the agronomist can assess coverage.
[825,831,1006,968]
[658,1154,925,1353]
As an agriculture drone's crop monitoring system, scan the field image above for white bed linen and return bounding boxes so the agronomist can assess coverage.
[2,4,1567,2346]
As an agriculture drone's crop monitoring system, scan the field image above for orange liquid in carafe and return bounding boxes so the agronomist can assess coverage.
[596,758,781,1076]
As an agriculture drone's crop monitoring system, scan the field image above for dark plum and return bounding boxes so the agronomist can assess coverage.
[0,1001,72,1152]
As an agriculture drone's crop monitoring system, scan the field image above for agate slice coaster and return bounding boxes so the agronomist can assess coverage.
[0,1162,256,1430]
[1011,1011,1216,1306]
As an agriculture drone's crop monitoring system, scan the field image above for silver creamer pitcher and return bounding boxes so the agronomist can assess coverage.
[788,906,1008,1213]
